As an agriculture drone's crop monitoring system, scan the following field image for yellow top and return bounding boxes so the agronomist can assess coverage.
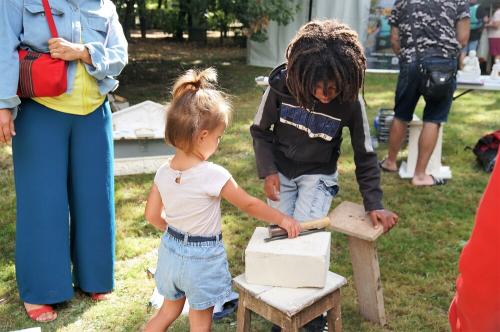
[33,61,105,115]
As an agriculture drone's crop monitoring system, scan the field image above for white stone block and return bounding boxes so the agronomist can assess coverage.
[398,114,452,179]
[245,227,331,288]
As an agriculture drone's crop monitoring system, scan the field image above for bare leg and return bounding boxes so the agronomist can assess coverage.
[412,122,440,186]
[459,51,466,70]
[189,306,214,332]
[381,118,408,171]
[144,297,186,332]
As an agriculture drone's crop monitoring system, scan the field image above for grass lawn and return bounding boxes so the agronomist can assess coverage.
[1,38,499,332]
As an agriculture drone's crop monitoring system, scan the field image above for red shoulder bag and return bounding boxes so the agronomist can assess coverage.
[17,0,68,98]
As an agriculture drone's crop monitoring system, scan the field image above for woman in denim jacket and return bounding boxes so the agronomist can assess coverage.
[0,0,127,322]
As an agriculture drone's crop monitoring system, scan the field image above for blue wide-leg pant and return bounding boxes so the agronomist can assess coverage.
[12,99,115,304]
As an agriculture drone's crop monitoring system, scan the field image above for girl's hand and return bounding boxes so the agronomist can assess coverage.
[279,216,302,238]
[48,38,92,64]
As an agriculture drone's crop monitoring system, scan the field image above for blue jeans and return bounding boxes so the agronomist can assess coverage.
[269,172,339,222]
[394,57,457,124]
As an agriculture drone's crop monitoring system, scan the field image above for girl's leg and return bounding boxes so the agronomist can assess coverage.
[12,101,74,311]
[69,101,115,293]
[188,307,214,332]
[144,297,186,332]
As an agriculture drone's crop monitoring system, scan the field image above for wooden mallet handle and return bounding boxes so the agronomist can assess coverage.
[268,217,330,238]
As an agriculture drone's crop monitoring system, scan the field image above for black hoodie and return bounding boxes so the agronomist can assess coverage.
[250,64,383,211]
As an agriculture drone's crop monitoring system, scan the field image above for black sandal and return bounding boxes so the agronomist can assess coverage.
[378,158,398,173]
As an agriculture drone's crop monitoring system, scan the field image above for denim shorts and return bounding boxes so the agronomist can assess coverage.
[394,57,457,124]
[269,172,339,222]
[154,226,232,310]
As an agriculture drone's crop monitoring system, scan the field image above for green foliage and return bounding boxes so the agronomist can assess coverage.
[233,0,301,41]
[144,8,182,33]
[112,0,300,42]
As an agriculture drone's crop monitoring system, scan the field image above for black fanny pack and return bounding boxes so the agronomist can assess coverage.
[417,58,457,100]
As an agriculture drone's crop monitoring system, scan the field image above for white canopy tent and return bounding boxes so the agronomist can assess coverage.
[247,0,372,68]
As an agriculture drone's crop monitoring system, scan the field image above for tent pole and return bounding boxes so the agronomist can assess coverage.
[308,0,313,21]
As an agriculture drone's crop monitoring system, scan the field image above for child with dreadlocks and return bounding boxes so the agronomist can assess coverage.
[251,20,398,244]
[251,20,398,331]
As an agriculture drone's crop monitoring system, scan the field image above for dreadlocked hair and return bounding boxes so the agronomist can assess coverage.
[285,20,366,107]
[165,67,231,153]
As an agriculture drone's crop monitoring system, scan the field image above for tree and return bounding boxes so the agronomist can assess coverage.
[234,0,301,42]
[112,0,300,43]
[187,0,210,43]
[138,0,147,39]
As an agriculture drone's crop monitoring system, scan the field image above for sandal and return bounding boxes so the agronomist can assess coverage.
[412,175,447,187]
[378,158,398,172]
[90,292,111,301]
[429,175,447,186]
[25,304,57,322]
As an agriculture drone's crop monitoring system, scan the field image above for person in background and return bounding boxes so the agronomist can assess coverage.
[379,0,470,186]
[460,0,489,69]
[486,4,500,63]
[0,0,127,322]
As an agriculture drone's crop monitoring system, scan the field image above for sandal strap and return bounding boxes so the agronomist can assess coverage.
[27,305,55,320]
[90,292,110,301]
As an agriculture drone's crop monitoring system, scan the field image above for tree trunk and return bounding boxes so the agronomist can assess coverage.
[138,0,147,39]
[123,0,135,40]
[187,1,208,44]
[157,0,163,9]
[174,1,186,41]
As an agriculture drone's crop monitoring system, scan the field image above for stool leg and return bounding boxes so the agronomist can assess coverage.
[236,292,251,332]
[327,290,342,332]
[348,236,386,325]
[282,318,299,332]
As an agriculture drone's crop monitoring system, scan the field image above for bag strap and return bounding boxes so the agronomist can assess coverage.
[41,0,59,38]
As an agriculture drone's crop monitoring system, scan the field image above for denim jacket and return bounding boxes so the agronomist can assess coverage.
[0,0,128,111]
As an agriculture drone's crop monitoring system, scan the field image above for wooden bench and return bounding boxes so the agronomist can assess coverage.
[329,201,386,325]
[233,272,346,332]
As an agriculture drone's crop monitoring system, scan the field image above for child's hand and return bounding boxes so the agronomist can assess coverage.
[264,174,280,201]
[368,209,398,233]
[279,216,302,238]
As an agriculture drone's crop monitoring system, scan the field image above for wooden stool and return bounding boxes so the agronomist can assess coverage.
[233,272,346,332]
[329,201,386,325]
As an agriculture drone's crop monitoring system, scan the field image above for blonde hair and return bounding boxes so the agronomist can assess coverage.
[165,68,231,153]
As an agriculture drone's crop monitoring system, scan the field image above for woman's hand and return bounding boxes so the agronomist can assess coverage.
[279,216,302,238]
[48,38,92,65]
[0,109,15,144]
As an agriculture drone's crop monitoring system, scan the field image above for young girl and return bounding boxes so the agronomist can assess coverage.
[143,68,301,332]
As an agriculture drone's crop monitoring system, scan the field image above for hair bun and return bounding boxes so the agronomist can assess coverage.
[172,67,218,99]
